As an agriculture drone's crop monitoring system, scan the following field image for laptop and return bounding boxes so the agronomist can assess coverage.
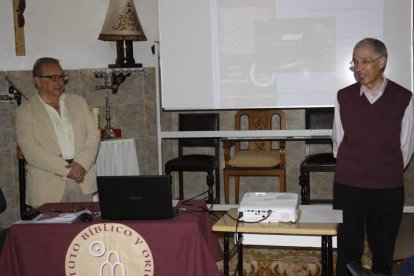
[97,175,176,220]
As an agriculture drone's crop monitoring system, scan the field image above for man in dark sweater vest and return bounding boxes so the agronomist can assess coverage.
[332,38,414,275]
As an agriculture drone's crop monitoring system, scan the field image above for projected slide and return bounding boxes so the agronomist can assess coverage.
[158,0,412,110]
[218,3,336,107]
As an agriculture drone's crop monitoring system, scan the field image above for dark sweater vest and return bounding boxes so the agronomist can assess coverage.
[334,80,412,189]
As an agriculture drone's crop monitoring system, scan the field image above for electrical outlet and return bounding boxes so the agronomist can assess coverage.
[0,91,12,102]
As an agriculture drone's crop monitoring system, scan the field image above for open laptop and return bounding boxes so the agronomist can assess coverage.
[97,175,176,220]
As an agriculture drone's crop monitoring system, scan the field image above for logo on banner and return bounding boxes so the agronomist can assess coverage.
[65,223,154,276]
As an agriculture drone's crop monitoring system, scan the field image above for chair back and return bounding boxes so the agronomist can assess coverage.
[234,109,286,155]
[305,108,334,130]
[305,108,334,139]
[304,108,334,154]
[178,113,220,155]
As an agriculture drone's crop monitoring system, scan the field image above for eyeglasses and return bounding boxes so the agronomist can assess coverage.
[350,56,383,67]
[38,74,69,83]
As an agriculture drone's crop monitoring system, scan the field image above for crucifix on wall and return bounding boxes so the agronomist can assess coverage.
[12,0,26,56]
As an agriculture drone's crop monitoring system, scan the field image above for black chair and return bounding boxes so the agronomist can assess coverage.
[0,186,9,253]
[299,108,336,204]
[165,113,220,203]
[17,146,28,216]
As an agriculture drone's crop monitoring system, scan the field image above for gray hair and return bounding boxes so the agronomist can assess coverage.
[354,38,387,71]
[32,57,61,77]
[354,38,388,58]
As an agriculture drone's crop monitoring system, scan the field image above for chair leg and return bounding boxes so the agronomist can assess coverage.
[299,170,310,204]
[235,176,240,204]
[214,168,220,203]
[166,172,173,185]
[18,158,27,216]
[206,171,214,204]
[304,171,310,204]
[178,171,184,200]
[279,173,286,192]
[224,172,230,204]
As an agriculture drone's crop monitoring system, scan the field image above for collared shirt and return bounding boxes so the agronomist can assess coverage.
[39,93,75,160]
[333,77,414,168]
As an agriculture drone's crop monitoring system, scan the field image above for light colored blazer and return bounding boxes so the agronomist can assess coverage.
[16,93,101,207]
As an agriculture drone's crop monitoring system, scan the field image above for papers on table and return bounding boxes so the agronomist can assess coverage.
[15,210,92,224]
[299,205,342,223]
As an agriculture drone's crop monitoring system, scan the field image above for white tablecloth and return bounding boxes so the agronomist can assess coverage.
[96,138,139,176]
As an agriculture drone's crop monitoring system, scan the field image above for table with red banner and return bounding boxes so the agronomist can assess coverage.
[0,200,223,276]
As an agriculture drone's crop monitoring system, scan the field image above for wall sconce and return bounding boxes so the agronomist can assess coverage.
[94,69,142,139]
[94,70,124,139]
[98,0,147,68]
[0,76,28,106]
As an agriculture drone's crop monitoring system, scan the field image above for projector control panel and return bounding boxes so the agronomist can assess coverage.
[238,192,298,223]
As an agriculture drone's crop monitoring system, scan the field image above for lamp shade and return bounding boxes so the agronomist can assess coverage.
[99,0,147,41]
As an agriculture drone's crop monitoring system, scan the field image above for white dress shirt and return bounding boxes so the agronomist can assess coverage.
[39,93,75,160]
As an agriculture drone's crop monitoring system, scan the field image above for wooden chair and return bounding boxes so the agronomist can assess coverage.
[299,108,336,204]
[165,113,220,203]
[223,109,286,204]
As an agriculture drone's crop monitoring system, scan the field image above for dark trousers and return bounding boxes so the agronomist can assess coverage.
[333,182,404,276]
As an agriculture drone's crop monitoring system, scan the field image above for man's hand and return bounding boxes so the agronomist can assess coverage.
[66,161,86,183]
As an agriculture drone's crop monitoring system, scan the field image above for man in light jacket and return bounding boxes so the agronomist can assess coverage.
[16,57,100,208]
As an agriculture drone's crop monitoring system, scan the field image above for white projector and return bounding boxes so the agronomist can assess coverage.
[238,192,298,223]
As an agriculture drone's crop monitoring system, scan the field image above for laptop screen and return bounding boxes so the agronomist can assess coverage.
[97,175,175,220]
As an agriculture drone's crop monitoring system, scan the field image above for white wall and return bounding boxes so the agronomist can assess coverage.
[0,0,159,70]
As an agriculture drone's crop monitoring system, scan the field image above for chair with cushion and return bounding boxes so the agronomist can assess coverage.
[299,108,336,204]
[165,113,220,203]
[223,109,286,204]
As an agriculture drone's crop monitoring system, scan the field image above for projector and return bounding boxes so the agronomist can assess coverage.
[238,192,298,223]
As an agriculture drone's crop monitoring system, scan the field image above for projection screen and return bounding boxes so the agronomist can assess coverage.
[159,0,413,110]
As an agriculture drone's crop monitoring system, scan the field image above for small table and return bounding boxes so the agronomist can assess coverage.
[96,138,139,176]
[213,208,339,276]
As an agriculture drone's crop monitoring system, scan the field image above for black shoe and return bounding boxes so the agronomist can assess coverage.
[347,262,390,276]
